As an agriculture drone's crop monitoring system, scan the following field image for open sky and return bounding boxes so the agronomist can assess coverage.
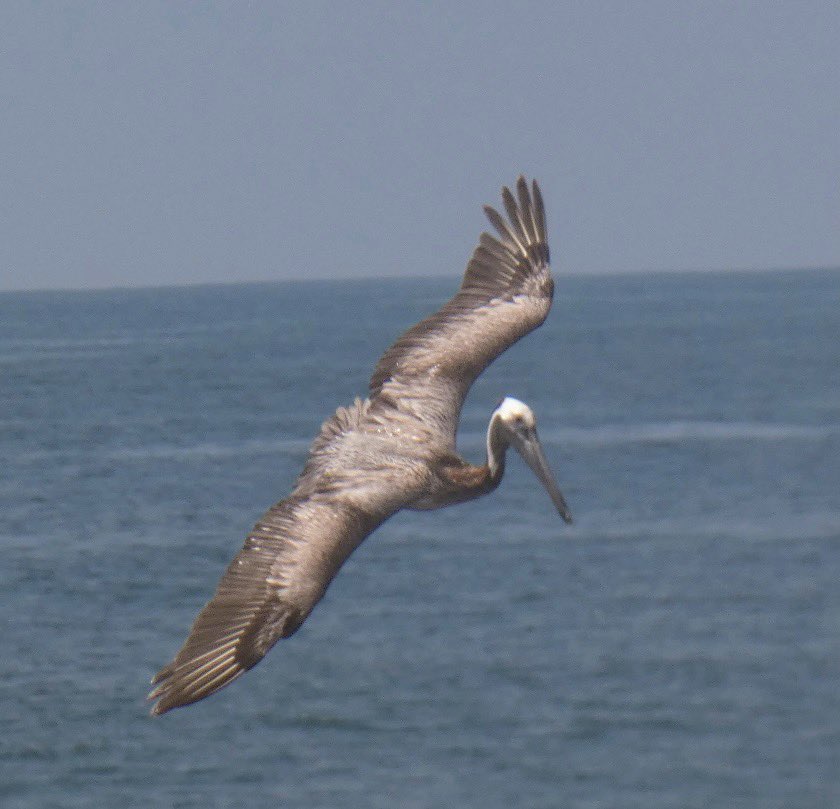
[2,2,838,291]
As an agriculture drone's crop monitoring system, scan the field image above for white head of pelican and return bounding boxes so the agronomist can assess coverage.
[487,397,572,523]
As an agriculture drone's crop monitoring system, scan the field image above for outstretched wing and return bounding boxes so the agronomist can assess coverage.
[369,176,554,446]
[149,396,432,716]
[148,492,388,715]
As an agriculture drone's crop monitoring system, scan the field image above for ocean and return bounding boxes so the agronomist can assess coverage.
[1,269,838,808]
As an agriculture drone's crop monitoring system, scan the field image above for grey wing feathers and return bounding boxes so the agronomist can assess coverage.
[368,177,553,435]
[148,493,382,715]
[302,397,371,475]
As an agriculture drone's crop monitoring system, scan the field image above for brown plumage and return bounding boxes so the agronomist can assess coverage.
[148,176,570,716]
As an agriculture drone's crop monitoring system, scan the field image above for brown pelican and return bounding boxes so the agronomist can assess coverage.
[149,176,572,715]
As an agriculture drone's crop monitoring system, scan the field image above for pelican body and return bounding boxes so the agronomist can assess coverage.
[149,177,571,715]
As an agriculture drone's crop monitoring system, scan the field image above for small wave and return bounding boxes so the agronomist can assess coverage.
[459,420,834,448]
[6,336,141,350]
[109,437,312,462]
[0,327,244,363]
[0,337,142,364]
[12,436,312,465]
[545,421,833,446]
[566,509,840,543]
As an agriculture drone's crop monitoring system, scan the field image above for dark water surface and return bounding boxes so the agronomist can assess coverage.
[2,270,839,807]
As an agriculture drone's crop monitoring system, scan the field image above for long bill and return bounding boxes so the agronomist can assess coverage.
[512,430,573,524]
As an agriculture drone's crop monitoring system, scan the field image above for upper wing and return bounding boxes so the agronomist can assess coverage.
[369,176,554,446]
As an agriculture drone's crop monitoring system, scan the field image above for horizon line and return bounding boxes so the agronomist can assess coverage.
[1,263,838,295]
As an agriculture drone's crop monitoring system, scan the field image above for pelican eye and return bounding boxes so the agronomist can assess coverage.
[511,414,528,430]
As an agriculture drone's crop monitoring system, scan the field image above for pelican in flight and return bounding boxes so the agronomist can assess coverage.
[149,176,571,715]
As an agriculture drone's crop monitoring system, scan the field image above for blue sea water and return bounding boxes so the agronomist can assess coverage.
[1,269,839,808]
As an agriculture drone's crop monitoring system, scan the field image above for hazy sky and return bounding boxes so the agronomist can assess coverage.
[2,2,838,290]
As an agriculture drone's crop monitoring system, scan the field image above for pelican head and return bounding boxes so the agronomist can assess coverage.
[489,397,573,523]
